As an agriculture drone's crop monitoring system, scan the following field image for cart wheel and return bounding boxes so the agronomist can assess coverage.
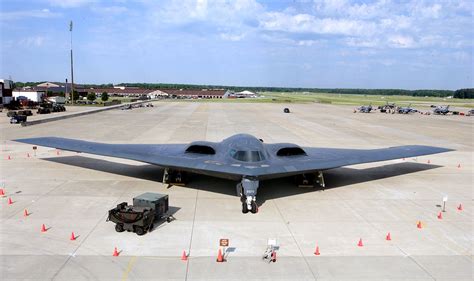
[149,223,154,231]
[115,224,124,232]
[135,226,145,236]
[166,217,171,223]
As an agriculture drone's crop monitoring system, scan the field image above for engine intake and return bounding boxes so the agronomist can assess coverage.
[185,145,215,155]
[277,147,307,156]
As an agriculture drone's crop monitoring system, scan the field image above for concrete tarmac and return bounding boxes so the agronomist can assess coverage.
[1,102,472,280]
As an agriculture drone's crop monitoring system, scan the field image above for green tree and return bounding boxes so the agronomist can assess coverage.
[101,92,109,101]
[72,91,80,101]
[87,92,96,102]
[454,88,474,99]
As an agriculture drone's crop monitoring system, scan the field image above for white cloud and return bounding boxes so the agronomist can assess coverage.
[19,36,46,47]
[388,35,415,48]
[297,40,320,46]
[261,34,325,47]
[259,12,377,36]
[346,37,380,48]
[410,2,443,19]
[220,33,246,41]
[150,0,263,26]
[313,0,391,19]
[47,0,96,8]
[0,9,61,20]
[258,0,472,50]
[91,6,128,15]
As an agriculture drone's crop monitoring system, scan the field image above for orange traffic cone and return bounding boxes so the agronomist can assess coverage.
[216,248,224,262]
[386,232,391,241]
[23,209,29,217]
[70,232,76,241]
[8,197,13,205]
[181,250,188,261]
[457,204,463,211]
[357,238,364,247]
[7,155,11,160]
[41,224,47,232]
[437,212,443,220]
[0,188,4,196]
[417,221,422,229]
[113,247,119,256]
[314,246,320,255]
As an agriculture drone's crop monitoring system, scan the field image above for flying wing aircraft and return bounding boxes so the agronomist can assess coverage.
[14,134,452,214]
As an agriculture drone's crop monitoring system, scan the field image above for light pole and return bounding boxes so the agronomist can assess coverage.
[69,20,75,105]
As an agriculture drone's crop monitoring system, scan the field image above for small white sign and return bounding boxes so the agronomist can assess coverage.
[267,239,277,247]
[443,196,448,202]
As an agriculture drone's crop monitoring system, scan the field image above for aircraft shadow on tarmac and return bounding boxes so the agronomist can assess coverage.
[45,156,441,206]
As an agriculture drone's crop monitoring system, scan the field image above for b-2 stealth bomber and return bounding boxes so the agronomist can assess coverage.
[14,134,452,214]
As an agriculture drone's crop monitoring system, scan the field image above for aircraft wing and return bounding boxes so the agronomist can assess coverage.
[13,137,453,181]
[256,145,453,180]
[13,137,233,176]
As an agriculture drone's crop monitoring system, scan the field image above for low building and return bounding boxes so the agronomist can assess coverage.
[228,90,258,98]
[36,82,76,95]
[13,90,45,102]
[162,89,230,99]
[86,87,160,98]
[147,91,169,99]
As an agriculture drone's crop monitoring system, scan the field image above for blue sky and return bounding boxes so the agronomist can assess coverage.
[1,0,473,89]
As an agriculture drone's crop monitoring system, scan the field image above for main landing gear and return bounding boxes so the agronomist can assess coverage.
[295,171,325,188]
[237,178,259,214]
[163,168,187,188]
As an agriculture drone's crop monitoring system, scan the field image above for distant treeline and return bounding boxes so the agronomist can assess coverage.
[453,88,474,99]
[13,81,473,99]
[118,83,474,98]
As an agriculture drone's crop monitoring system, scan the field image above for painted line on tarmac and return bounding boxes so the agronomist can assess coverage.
[121,256,138,281]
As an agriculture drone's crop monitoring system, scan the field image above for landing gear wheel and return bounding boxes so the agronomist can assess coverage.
[115,224,124,232]
[242,202,249,214]
[250,201,258,214]
[135,226,145,236]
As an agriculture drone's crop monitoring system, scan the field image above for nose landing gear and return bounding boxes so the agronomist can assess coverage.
[237,178,259,214]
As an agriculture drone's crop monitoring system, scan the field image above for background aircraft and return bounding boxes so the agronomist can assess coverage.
[397,104,418,114]
[432,105,450,115]
[355,104,372,113]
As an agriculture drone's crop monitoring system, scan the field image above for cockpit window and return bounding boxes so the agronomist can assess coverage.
[230,149,265,162]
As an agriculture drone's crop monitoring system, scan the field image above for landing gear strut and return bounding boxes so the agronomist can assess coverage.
[316,171,325,188]
[237,178,259,214]
[163,168,187,188]
[295,171,325,188]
